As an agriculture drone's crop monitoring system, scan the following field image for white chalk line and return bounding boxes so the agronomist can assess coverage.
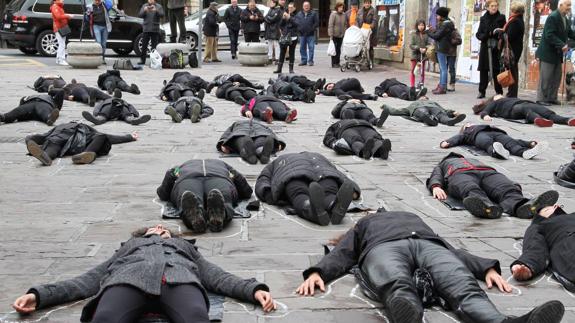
[265,206,348,233]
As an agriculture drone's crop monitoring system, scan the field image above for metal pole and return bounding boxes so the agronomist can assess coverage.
[197,0,203,68]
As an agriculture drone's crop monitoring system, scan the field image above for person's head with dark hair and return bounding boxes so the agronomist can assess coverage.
[363,0,372,8]
[415,18,426,32]
[132,224,178,239]
[436,6,450,21]
[334,2,344,12]
[472,94,503,114]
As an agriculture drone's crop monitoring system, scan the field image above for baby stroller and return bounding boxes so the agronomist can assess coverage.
[340,25,373,72]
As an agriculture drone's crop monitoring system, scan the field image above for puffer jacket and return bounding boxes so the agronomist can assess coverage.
[426,152,496,190]
[217,120,285,151]
[323,119,381,148]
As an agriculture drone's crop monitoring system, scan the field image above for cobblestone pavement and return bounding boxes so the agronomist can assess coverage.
[0,46,574,322]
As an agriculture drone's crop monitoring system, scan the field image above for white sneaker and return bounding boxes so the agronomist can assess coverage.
[492,142,510,159]
[522,141,549,160]
[57,61,69,66]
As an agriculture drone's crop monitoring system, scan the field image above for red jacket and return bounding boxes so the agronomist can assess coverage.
[51,3,70,33]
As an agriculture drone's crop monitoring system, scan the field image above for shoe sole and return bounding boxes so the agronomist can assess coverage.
[26,140,52,166]
[523,141,548,160]
[534,118,554,127]
[379,139,392,160]
[166,106,183,123]
[519,190,560,219]
[309,182,330,226]
[528,300,564,323]
[262,108,273,124]
[388,297,423,323]
[207,190,226,232]
[463,197,502,219]
[190,103,201,123]
[128,115,151,125]
[259,136,275,164]
[180,192,206,233]
[420,114,438,126]
[46,108,60,126]
[234,97,246,105]
[446,114,466,126]
[285,109,297,123]
[376,108,390,127]
[72,152,96,165]
[417,87,427,99]
[330,181,354,225]
[493,142,510,159]
[240,140,258,164]
[361,138,375,159]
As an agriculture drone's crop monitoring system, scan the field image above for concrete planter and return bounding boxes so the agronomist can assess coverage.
[238,42,268,66]
[66,41,102,69]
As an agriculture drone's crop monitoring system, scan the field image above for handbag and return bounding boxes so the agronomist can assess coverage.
[327,39,336,56]
[58,25,71,37]
[279,33,292,46]
[426,44,437,63]
[497,69,515,88]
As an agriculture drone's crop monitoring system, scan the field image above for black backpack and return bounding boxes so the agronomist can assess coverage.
[168,49,185,69]
[189,52,198,68]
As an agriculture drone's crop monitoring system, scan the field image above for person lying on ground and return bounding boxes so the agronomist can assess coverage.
[31,75,66,93]
[297,210,565,323]
[12,224,276,323]
[0,89,64,126]
[379,101,466,126]
[374,78,428,101]
[556,158,575,184]
[210,73,264,90]
[164,95,214,123]
[331,98,387,127]
[241,95,297,124]
[255,151,361,226]
[216,81,260,105]
[323,119,392,160]
[320,78,378,101]
[97,70,140,95]
[62,79,111,107]
[82,90,151,126]
[266,78,316,103]
[217,120,286,164]
[277,74,326,91]
[168,71,212,93]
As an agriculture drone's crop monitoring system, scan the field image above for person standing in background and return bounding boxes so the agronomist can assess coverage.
[345,0,358,27]
[355,0,377,62]
[328,2,346,68]
[409,19,430,88]
[224,0,242,59]
[138,0,164,65]
[241,0,264,42]
[265,0,283,64]
[427,7,455,95]
[50,0,72,66]
[167,0,191,43]
[498,1,525,98]
[296,1,319,66]
[86,0,112,64]
[203,2,221,63]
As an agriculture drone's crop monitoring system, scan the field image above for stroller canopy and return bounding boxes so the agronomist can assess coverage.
[342,25,371,58]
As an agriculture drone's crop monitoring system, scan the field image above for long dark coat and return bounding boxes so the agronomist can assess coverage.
[475,11,506,71]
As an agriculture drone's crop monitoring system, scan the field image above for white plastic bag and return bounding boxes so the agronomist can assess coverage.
[327,39,337,56]
[150,49,162,70]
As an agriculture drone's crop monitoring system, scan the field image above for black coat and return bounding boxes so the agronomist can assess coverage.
[203,8,219,37]
[215,82,257,100]
[426,152,495,191]
[323,119,381,148]
[303,211,501,283]
[97,70,124,90]
[479,97,533,119]
[165,96,214,119]
[168,72,209,90]
[217,120,285,151]
[475,11,506,71]
[377,78,406,93]
[33,76,66,92]
[264,6,283,40]
[20,94,61,110]
[512,209,575,289]
[255,151,361,205]
[427,19,455,55]
[322,78,363,96]
[157,159,253,204]
[223,5,241,31]
[93,97,140,119]
[505,15,525,62]
[240,95,285,115]
[444,125,507,147]
[240,7,263,34]
[330,100,371,118]
[279,10,298,38]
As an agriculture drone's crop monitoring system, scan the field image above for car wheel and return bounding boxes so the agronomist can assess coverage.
[113,47,132,56]
[186,32,198,50]
[36,30,58,57]
[19,46,38,55]
[134,34,155,57]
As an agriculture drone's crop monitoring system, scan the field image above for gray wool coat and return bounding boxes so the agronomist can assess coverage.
[28,235,268,322]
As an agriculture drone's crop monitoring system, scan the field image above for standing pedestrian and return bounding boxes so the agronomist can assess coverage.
[203,2,221,63]
[274,2,298,74]
[138,0,164,65]
[50,0,72,66]
[86,0,112,64]
[476,0,506,98]
[224,0,242,59]
[355,0,377,61]
[296,1,319,66]
[345,1,358,27]
[499,1,525,98]
[409,19,430,88]
[167,0,191,43]
[241,0,264,43]
[265,0,283,64]
[328,2,346,68]
[536,0,575,105]
[427,6,455,95]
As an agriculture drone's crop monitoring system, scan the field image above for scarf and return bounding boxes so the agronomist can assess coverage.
[503,13,521,32]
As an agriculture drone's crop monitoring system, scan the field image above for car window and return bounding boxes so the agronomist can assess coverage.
[32,0,51,13]
[33,0,84,14]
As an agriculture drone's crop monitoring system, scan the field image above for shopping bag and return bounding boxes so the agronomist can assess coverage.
[327,39,337,56]
[150,49,162,70]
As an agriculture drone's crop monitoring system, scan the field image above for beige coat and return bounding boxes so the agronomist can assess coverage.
[328,11,347,38]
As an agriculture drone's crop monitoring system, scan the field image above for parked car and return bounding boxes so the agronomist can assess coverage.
[162,4,269,50]
[0,0,163,57]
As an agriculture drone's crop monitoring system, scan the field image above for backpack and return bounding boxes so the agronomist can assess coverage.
[189,52,198,68]
[168,49,185,69]
[451,28,462,46]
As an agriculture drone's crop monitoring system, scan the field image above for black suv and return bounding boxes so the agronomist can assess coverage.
[0,0,160,56]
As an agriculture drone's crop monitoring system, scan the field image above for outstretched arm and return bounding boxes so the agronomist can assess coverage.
[157,167,177,201]
[511,224,548,280]
[255,162,274,203]
[227,165,253,199]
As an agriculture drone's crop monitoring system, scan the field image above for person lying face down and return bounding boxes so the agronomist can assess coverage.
[217,120,286,164]
[374,78,428,101]
[62,79,111,107]
[164,95,214,123]
[556,157,575,184]
[255,151,361,226]
[216,81,261,105]
[277,74,326,91]
[24,121,138,166]
[12,224,276,322]
[472,94,575,127]
[379,101,465,127]
[323,119,392,160]
[440,123,548,160]
[0,89,64,126]
[511,205,575,293]
[156,159,254,233]
[31,75,66,93]
[320,78,378,101]
[296,210,565,323]
[160,72,213,102]
[266,78,316,103]
[97,70,140,95]
[82,90,151,126]
[331,98,387,127]
[241,95,298,124]
[427,152,559,219]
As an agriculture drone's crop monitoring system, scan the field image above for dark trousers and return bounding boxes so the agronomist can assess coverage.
[228,89,257,103]
[229,135,271,155]
[169,89,195,102]
[279,40,297,66]
[244,32,260,42]
[290,76,315,89]
[168,8,187,43]
[253,102,289,121]
[331,36,343,66]
[387,84,411,101]
[277,83,305,97]
[340,108,376,124]
[95,105,135,122]
[513,103,570,124]
[479,68,503,95]
[103,79,133,94]
[229,28,239,55]
[361,239,506,323]
[340,127,383,156]
[412,108,452,125]
[71,87,110,105]
[507,60,519,98]
[228,74,259,88]
[2,102,53,124]
[474,131,531,157]
[141,32,160,62]
[448,55,457,85]
[27,133,111,159]
[92,284,209,323]
[558,159,575,182]
[447,170,527,215]
[285,178,339,224]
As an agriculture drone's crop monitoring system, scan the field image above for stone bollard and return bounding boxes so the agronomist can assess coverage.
[238,42,268,66]
[66,41,102,69]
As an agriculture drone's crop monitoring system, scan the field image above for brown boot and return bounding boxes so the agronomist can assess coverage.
[432,85,446,95]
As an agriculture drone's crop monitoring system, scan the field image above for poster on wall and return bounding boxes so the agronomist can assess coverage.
[529,0,554,52]
[375,0,405,52]
[455,0,486,83]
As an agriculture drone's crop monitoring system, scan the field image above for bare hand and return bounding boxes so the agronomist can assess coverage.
[296,272,325,296]
[12,294,37,314]
[485,268,512,293]
[254,290,277,312]
[440,141,449,148]
[511,264,533,281]
[432,187,447,200]
[131,131,139,140]
[482,115,492,122]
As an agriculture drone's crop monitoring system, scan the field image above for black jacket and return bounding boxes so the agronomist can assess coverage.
[377,78,406,93]
[240,7,264,34]
[93,97,140,119]
[322,78,363,96]
[255,152,361,205]
[505,15,525,62]
[97,70,123,90]
[480,97,533,119]
[512,209,575,289]
[217,120,285,151]
[295,9,319,37]
[444,125,507,147]
[20,94,62,110]
[426,152,495,190]
[223,5,242,31]
[33,76,66,92]
[303,211,501,283]
[203,7,219,37]
[427,19,455,54]
[475,11,506,71]
[280,10,298,38]
[330,100,371,119]
[168,72,209,90]
[138,2,164,33]
[165,96,214,119]
[323,119,381,148]
[157,159,253,204]
[216,82,257,100]
[264,6,283,40]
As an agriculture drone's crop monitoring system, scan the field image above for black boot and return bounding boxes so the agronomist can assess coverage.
[165,106,183,123]
[502,300,564,323]
[273,63,283,74]
[206,189,226,232]
[463,196,503,219]
[301,182,330,226]
[180,191,207,233]
[328,180,354,225]
[259,136,275,164]
[0,113,4,123]
[26,140,52,166]
[376,107,390,127]
[289,64,294,74]
[125,115,151,125]
[515,190,559,219]
[189,103,202,123]
[445,113,466,126]
[130,84,140,95]
[206,82,216,93]
[375,139,392,160]
[72,151,97,165]
[240,139,258,164]
[46,108,60,126]
[113,88,122,99]
[82,111,107,125]
[386,297,424,323]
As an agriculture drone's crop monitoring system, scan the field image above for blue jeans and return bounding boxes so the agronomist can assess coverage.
[93,24,108,57]
[437,52,448,87]
[447,56,457,85]
[299,35,315,64]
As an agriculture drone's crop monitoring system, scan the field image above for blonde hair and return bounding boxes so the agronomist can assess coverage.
[510,1,525,14]
[485,0,499,7]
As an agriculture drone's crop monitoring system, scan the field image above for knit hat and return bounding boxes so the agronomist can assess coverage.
[436,7,450,19]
